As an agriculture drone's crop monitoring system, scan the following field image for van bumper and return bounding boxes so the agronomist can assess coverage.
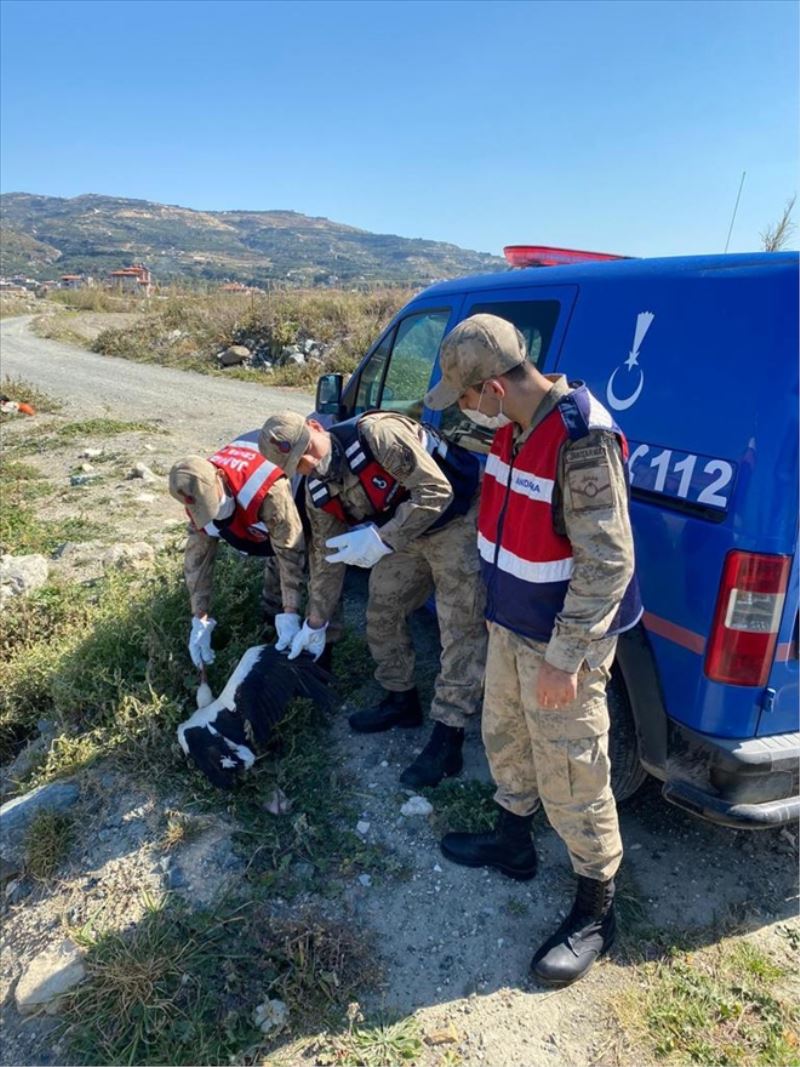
[661,723,800,830]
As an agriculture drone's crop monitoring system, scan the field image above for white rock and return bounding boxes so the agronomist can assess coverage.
[134,492,156,503]
[356,820,370,835]
[253,997,288,1034]
[15,940,86,1014]
[128,462,157,482]
[358,873,372,887]
[400,796,433,817]
[80,463,94,473]
[78,447,103,459]
[102,542,155,572]
[0,553,49,605]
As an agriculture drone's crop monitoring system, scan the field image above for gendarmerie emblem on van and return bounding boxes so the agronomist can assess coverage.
[606,311,655,412]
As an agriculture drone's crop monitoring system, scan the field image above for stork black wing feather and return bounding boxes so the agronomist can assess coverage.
[234,647,333,749]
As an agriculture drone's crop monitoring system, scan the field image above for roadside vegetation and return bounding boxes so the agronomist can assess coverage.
[617,931,799,1066]
[29,286,413,387]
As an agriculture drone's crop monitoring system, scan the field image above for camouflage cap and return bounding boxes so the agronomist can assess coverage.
[258,412,311,477]
[168,456,221,529]
[424,313,527,410]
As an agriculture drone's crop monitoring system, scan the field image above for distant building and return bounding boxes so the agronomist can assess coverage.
[219,281,263,294]
[60,274,86,290]
[108,264,152,296]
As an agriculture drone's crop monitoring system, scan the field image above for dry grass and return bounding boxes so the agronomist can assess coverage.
[24,809,74,880]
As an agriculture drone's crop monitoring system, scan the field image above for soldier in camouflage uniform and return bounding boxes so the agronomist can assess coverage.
[258,409,486,788]
[168,431,306,671]
[425,314,641,988]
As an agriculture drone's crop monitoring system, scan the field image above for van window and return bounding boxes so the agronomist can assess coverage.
[355,327,395,412]
[381,310,451,415]
[469,299,561,367]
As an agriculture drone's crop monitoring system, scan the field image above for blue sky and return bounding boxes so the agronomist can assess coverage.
[1,0,797,257]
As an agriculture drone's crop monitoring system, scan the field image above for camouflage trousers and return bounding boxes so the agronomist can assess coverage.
[483,621,623,881]
[366,501,487,727]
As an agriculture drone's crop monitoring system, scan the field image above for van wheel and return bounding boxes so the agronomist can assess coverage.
[607,663,648,803]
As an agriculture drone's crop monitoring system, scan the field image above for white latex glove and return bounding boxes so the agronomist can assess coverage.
[189,615,216,668]
[274,612,302,652]
[288,619,328,661]
[324,524,393,568]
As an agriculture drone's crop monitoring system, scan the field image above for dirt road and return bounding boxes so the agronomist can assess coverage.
[1,316,314,449]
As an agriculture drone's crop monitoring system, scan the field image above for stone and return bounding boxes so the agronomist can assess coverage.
[0,732,51,799]
[127,462,156,482]
[102,542,155,572]
[253,997,288,1034]
[0,781,80,865]
[15,940,86,1014]
[0,855,20,884]
[80,463,94,473]
[218,345,251,367]
[356,820,371,835]
[357,874,372,887]
[0,554,49,606]
[400,795,433,817]
[286,350,306,366]
[134,492,156,504]
[69,474,98,487]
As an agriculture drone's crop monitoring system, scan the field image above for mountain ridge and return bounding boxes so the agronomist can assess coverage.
[0,192,505,287]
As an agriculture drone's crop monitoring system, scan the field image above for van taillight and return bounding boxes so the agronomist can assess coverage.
[705,552,791,686]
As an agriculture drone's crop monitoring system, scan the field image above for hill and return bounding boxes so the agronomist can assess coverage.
[0,192,505,287]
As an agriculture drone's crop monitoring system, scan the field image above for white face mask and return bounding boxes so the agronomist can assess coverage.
[313,446,333,478]
[215,485,235,520]
[464,382,511,430]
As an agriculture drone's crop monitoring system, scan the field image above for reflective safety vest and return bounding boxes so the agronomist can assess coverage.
[478,385,643,642]
[307,415,481,532]
[199,430,284,557]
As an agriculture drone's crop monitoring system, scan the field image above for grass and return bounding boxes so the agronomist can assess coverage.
[423,778,497,834]
[62,895,377,1066]
[160,811,205,851]
[616,934,800,1066]
[8,416,158,456]
[320,1011,424,1066]
[0,374,62,413]
[24,809,74,880]
[85,286,412,387]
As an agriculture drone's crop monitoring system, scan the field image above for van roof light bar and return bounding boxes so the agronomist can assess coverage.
[503,245,629,268]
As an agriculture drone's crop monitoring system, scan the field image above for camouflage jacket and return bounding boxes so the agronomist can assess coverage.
[184,475,304,616]
[306,412,455,622]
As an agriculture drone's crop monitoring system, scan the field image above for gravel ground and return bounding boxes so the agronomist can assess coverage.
[1,318,797,1066]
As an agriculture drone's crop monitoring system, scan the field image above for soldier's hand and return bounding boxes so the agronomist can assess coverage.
[536,661,578,709]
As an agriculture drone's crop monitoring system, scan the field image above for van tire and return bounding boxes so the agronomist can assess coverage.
[607,663,649,803]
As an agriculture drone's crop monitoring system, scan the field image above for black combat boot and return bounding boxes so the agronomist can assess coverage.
[530,875,616,987]
[348,688,423,733]
[399,722,464,788]
[440,806,537,881]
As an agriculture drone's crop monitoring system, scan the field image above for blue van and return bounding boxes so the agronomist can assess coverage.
[314,250,799,830]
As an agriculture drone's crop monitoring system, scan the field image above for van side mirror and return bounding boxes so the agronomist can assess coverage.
[316,373,344,418]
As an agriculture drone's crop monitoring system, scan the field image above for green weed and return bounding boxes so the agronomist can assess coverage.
[322,1010,424,1067]
[616,935,799,1066]
[424,778,496,834]
[62,897,376,1066]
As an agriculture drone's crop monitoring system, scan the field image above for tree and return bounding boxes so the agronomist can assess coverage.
[761,195,797,251]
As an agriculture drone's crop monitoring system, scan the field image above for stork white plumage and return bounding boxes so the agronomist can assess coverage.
[177,645,332,789]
